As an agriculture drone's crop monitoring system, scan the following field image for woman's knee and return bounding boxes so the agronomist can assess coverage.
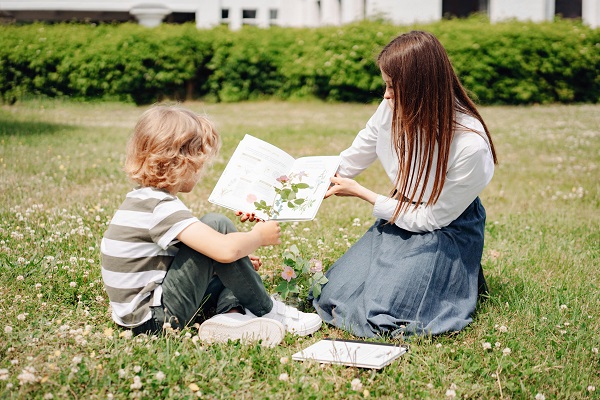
[200,213,237,234]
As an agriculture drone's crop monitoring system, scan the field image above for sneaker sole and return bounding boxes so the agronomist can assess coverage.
[288,319,322,336]
[198,318,285,348]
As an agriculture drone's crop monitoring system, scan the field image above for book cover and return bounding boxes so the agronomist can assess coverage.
[292,339,408,369]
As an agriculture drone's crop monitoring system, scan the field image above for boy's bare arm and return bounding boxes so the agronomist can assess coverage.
[177,220,281,264]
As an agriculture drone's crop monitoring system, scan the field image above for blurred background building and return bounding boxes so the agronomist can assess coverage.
[1,0,598,29]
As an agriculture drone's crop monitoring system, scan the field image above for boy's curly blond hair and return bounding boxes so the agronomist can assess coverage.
[124,105,220,190]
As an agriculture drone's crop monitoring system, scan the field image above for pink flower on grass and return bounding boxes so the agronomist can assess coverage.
[246,193,257,203]
[276,175,289,183]
[281,266,297,282]
[310,259,323,273]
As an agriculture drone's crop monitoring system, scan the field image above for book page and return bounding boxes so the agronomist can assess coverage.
[208,135,295,220]
[273,156,341,221]
[292,339,407,369]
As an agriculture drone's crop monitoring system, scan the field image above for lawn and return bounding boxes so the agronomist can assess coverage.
[0,99,598,399]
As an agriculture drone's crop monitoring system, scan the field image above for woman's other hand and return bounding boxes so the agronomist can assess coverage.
[325,174,378,205]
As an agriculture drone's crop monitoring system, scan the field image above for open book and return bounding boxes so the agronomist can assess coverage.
[209,134,340,221]
[292,339,408,369]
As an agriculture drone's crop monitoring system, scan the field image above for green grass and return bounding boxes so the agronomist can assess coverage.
[0,99,598,399]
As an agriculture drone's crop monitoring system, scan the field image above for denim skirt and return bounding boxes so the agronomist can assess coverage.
[313,198,487,337]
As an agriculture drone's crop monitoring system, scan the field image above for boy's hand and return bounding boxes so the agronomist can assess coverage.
[249,255,262,271]
[252,220,281,246]
[235,211,263,223]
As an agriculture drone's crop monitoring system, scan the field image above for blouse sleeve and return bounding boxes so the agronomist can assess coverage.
[337,101,388,178]
[372,136,495,232]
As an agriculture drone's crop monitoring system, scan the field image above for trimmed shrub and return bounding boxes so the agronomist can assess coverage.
[0,18,598,105]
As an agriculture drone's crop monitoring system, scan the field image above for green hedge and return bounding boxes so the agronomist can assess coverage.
[1,18,599,105]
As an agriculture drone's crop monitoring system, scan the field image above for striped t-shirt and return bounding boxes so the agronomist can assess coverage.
[101,187,199,327]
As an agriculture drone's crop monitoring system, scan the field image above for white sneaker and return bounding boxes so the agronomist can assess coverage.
[198,312,285,348]
[252,298,322,336]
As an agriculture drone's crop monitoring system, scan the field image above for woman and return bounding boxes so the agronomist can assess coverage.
[313,31,497,337]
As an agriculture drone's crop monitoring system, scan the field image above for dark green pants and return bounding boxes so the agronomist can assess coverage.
[134,213,273,334]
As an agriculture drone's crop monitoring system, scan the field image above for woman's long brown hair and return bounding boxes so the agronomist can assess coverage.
[377,31,497,223]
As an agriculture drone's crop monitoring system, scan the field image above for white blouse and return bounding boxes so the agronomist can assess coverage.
[338,100,495,233]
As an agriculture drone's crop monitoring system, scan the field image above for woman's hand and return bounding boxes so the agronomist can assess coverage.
[325,174,378,205]
[249,255,262,271]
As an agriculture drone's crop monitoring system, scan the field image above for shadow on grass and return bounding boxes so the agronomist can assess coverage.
[0,119,75,137]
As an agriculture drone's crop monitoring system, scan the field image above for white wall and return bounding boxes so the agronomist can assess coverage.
[0,0,199,13]
[341,0,366,24]
[367,0,441,25]
[196,0,289,29]
[489,0,554,23]
[2,0,600,29]
[196,1,220,29]
[583,0,600,28]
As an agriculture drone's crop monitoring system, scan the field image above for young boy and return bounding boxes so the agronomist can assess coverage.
[101,104,322,347]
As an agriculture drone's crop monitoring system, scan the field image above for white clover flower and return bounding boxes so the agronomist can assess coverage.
[16,275,24,281]
[278,373,289,381]
[72,356,82,365]
[498,325,508,333]
[130,376,142,390]
[17,366,39,385]
[588,386,596,392]
[118,369,126,378]
[4,326,13,334]
[133,365,141,373]
[17,313,28,321]
[445,389,456,398]
[535,393,545,400]
[502,348,512,356]
[43,394,54,400]
[351,378,363,391]
[592,348,598,354]
[560,304,568,310]
[0,368,9,380]
[119,330,132,339]
[155,371,165,381]
[482,342,492,350]
[279,357,289,365]
[69,282,77,288]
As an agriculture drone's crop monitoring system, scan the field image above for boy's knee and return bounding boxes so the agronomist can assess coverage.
[200,213,237,234]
